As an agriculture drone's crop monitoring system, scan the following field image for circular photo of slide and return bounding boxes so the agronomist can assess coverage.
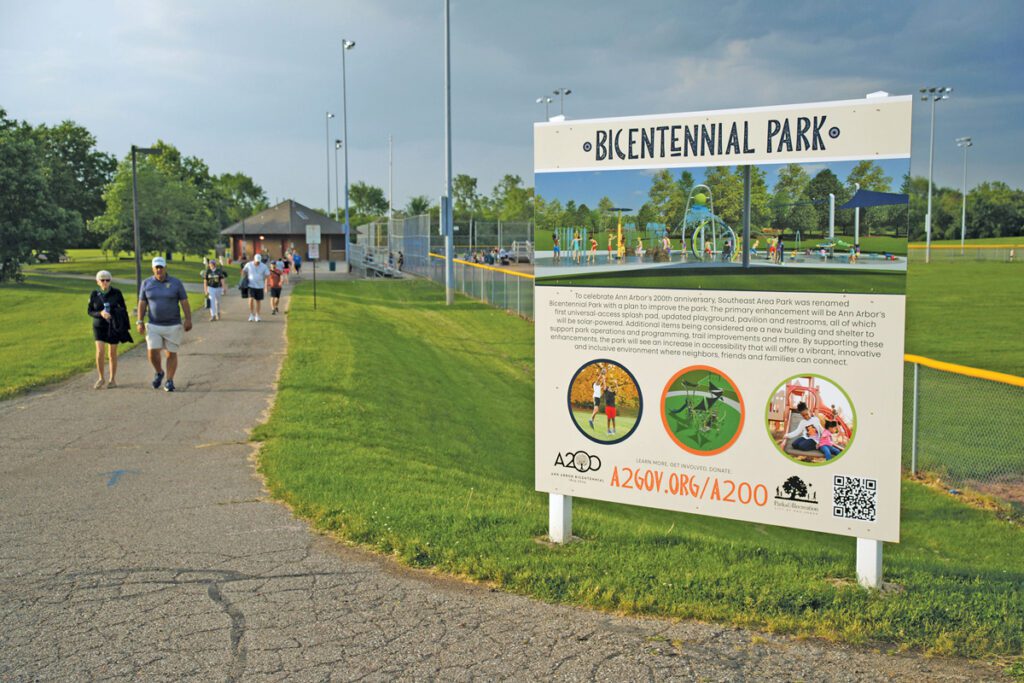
[766,374,857,467]
[660,366,744,456]
[567,360,643,445]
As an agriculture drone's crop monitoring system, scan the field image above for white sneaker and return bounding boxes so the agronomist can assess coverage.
[248,314,254,322]
[254,315,261,322]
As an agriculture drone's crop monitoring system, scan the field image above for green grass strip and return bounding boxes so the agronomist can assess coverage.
[255,279,1024,658]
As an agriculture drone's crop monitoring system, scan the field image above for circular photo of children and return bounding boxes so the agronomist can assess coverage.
[766,374,856,466]
[567,360,643,445]
[660,366,744,456]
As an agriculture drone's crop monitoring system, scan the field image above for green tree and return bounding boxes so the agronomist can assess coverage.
[214,172,269,224]
[452,173,481,218]
[771,164,811,230]
[490,174,533,221]
[404,195,432,216]
[89,156,212,258]
[32,120,116,246]
[968,181,1024,238]
[805,169,847,235]
[349,181,388,216]
[702,166,744,228]
[0,111,80,281]
[596,196,616,232]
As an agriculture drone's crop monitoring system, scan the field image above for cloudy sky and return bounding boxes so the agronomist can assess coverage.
[2,0,1021,212]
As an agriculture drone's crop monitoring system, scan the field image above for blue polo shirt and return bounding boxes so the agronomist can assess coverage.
[140,275,187,325]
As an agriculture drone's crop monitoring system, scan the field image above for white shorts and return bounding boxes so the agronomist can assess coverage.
[146,323,184,352]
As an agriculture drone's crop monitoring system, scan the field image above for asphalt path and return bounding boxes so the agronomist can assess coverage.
[0,280,1009,682]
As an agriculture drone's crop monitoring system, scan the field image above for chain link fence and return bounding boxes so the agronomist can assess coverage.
[423,254,533,319]
[907,244,1022,262]
[428,219,534,254]
[903,357,1024,506]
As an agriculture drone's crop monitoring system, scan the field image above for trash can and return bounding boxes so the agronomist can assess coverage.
[329,261,336,272]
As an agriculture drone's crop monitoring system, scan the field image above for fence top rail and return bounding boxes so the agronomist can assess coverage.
[907,243,1023,250]
[904,353,1024,387]
[428,252,535,279]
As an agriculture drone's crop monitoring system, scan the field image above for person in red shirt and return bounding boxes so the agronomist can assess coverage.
[267,261,283,315]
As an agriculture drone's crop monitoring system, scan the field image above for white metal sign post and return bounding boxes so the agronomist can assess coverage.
[534,96,912,589]
[306,225,321,311]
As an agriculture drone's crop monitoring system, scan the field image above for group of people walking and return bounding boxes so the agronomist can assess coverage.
[89,251,291,392]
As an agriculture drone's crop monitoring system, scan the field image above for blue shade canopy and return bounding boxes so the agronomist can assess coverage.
[840,189,909,209]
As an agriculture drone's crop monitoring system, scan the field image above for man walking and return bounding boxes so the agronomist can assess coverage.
[137,256,192,392]
[243,253,271,322]
[267,260,283,315]
[202,258,227,321]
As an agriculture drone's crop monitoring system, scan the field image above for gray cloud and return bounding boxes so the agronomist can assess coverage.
[1,0,1021,211]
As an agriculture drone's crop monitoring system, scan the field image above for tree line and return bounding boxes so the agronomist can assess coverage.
[534,162,1023,242]
[339,173,536,227]
[0,108,268,282]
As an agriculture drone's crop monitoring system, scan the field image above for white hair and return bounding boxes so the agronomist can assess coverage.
[96,270,112,281]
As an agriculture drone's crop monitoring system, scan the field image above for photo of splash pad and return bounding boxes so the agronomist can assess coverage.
[660,366,744,456]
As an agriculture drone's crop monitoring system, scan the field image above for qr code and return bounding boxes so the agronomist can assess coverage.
[833,475,877,522]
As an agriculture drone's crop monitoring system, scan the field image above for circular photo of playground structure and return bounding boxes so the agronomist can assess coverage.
[660,366,744,456]
[567,360,643,445]
[766,374,856,466]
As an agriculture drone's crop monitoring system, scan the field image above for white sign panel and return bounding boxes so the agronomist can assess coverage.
[305,224,321,244]
[534,96,911,542]
[308,243,320,260]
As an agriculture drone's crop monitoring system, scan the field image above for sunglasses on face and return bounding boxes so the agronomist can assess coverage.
[154,265,165,269]
[99,279,111,282]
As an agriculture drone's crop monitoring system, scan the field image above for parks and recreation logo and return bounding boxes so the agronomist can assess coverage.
[554,450,601,473]
[773,475,819,514]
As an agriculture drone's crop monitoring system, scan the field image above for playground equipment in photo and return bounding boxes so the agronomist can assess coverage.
[767,376,853,464]
[680,185,739,262]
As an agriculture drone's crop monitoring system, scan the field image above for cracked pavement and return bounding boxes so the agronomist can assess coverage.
[0,281,1009,682]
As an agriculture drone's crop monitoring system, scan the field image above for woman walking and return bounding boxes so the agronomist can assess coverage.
[87,271,133,389]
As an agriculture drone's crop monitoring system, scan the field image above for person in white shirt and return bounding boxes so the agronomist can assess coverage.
[780,401,824,452]
[588,369,606,430]
[243,254,271,322]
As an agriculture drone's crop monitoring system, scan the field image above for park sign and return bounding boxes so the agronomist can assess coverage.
[534,95,912,550]
[305,224,321,244]
[535,96,912,172]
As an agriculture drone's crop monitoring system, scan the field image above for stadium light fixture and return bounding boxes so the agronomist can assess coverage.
[919,86,952,263]
[553,87,572,116]
[955,136,973,255]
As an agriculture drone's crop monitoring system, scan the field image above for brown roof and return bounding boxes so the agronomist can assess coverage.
[220,200,346,236]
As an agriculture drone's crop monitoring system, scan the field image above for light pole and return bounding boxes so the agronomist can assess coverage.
[334,139,342,221]
[443,0,454,305]
[130,144,163,300]
[341,39,355,268]
[553,87,572,116]
[325,112,335,216]
[920,86,952,263]
[956,136,972,255]
[536,96,552,121]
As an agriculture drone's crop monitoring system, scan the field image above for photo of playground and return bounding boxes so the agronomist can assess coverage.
[534,159,911,293]
[660,366,744,456]
[767,374,856,466]
[567,360,642,444]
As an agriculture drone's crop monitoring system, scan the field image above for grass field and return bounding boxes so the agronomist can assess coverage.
[255,280,1024,658]
[23,248,213,283]
[905,261,1024,376]
[570,407,637,442]
[0,274,205,399]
